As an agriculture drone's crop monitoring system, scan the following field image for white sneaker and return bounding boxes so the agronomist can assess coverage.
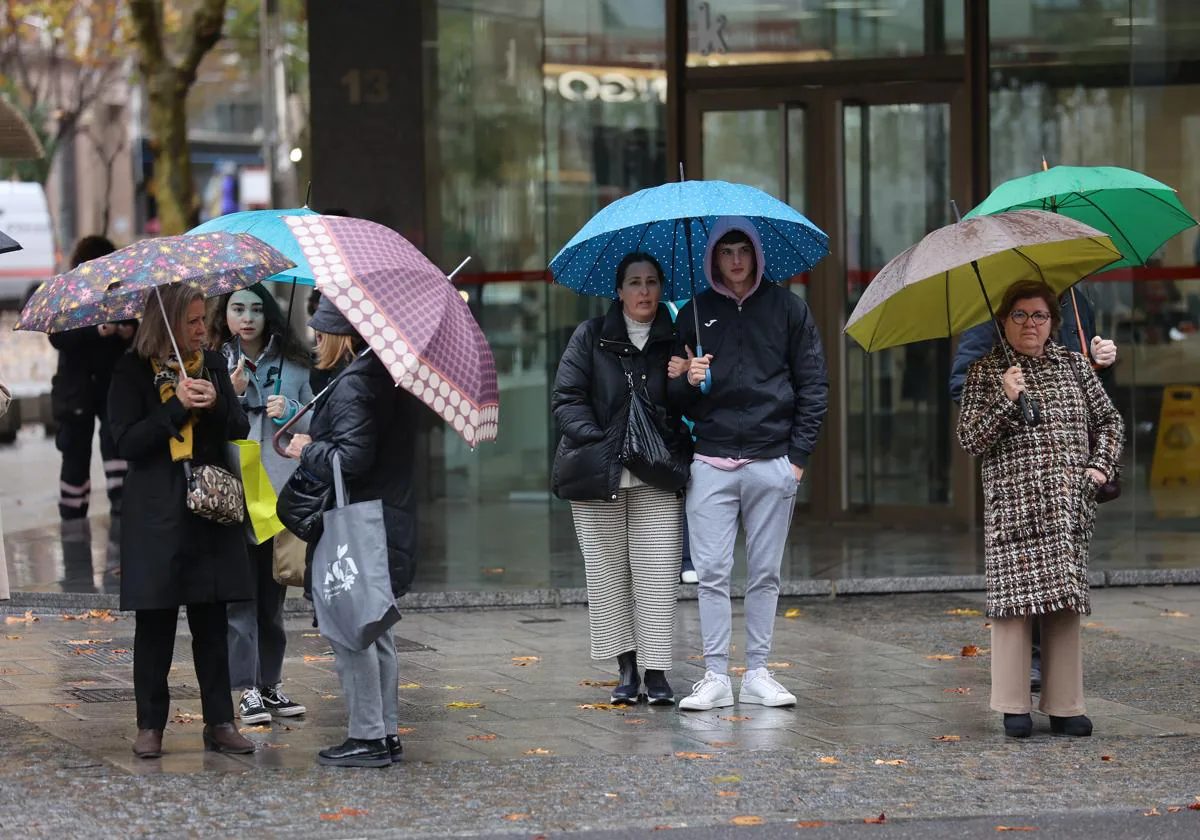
[680,569,699,584]
[678,670,734,711]
[739,668,796,707]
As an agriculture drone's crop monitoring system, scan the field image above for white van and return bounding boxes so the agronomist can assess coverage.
[0,181,57,309]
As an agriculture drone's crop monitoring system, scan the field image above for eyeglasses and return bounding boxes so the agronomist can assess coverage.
[1009,310,1051,326]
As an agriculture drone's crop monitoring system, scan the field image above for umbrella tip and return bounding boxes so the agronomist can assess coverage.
[1041,155,1049,172]
[949,199,962,223]
[678,162,686,182]
[303,181,312,208]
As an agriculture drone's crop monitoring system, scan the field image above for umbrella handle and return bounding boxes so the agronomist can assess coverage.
[272,400,315,458]
[696,341,712,394]
[1017,392,1040,426]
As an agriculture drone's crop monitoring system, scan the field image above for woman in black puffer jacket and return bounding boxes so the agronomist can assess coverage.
[552,252,691,707]
[283,296,422,768]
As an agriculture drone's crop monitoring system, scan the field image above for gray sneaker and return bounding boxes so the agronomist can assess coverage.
[237,687,272,725]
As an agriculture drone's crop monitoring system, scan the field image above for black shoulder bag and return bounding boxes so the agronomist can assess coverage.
[617,356,689,492]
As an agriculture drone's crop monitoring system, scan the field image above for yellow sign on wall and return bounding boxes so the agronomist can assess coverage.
[1149,385,1200,518]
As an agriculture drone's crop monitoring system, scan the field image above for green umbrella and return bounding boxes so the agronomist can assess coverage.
[964,165,1197,269]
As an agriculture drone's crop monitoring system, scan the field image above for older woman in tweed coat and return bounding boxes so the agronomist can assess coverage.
[958,279,1123,739]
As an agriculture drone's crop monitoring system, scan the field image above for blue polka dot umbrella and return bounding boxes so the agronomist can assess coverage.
[549,179,828,391]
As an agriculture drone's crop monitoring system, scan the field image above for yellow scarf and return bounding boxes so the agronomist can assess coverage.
[151,352,205,462]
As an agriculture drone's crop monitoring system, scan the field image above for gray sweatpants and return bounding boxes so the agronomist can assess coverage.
[227,538,287,690]
[329,630,399,741]
[686,457,797,675]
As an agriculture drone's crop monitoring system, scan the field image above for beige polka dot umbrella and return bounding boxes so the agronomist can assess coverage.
[282,214,499,447]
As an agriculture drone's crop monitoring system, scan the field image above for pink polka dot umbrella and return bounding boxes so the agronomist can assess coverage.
[283,214,499,447]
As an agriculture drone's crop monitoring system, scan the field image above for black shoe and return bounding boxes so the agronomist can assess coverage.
[317,737,391,768]
[1030,645,1042,693]
[1003,713,1033,738]
[610,651,641,704]
[386,734,403,761]
[260,684,307,717]
[1049,715,1092,737]
[643,669,675,705]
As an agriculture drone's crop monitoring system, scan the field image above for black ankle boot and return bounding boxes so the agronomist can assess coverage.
[610,651,641,704]
[643,669,674,705]
[1003,713,1033,738]
[1049,715,1092,737]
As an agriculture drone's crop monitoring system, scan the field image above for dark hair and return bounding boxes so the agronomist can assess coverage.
[997,279,1062,333]
[206,283,310,364]
[615,252,665,293]
[70,235,115,268]
[711,228,756,281]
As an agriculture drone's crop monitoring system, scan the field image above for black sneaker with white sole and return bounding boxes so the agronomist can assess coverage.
[261,684,306,717]
[238,688,272,725]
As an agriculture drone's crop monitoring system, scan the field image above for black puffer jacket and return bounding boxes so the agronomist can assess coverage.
[552,301,691,501]
[49,326,135,420]
[298,352,422,598]
[670,282,828,467]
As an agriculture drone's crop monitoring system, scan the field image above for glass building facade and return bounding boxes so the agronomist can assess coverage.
[309,0,1200,587]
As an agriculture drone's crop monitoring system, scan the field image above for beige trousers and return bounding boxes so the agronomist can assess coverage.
[990,610,1085,716]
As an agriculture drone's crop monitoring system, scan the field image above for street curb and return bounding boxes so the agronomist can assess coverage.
[2,569,1198,616]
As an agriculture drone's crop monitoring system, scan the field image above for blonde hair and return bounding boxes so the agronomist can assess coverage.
[314,332,358,370]
[134,283,204,360]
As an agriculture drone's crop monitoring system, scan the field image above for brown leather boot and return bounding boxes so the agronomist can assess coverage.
[202,722,255,754]
[132,728,163,758]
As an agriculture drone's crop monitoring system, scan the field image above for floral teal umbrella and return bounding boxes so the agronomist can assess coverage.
[15,232,294,352]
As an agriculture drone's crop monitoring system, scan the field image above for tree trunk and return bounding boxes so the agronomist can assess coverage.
[145,69,194,235]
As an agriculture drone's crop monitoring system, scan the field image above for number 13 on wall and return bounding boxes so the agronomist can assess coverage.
[341,69,390,105]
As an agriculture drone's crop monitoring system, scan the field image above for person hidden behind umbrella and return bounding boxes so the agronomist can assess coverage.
[50,236,137,522]
[552,252,693,706]
[956,279,1124,739]
[106,282,256,759]
[280,295,423,768]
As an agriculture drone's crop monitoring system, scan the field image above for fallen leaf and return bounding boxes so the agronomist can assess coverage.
[1101,755,1112,761]
[396,727,416,735]
[523,748,552,756]
[818,756,839,764]
[301,632,321,637]
[687,654,704,661]
[1161,610,1189,618]
[491,688,510,694]
[67,639,110,645]
[446,701,484,709]
[4,635,21,640]
[512,656,541,662]
[785,608,803,618]
[945,608,983,616]
[864,813,887,824]
[874,759,907,766]
[51,703,79,709]
[5,611,37,624]
[961,645,981,657]
[944,687,971,694]
[441,685,463,690]
[320,694,338,700]
[264,743,289,749]
[730,666,747,676]
[1143,807,1161,816]
[110,649,129,654]
[926,654,956,661]
[303,655,334,662]
[502,813,530,821]
[933,735,961,742]
[717,791,738,797]
[88,609,116,622]
[713,775,742,783]
[579,679,619,687]
[319,814,342,821]
[796,821,828,828]
[995,827,1036,832]
[675,751,716,760]
[239,725,271,733]
[339,808,368,816]
[578,703,621,711]
[71,647,97,655]
[467,734,497,741]
[172,712,201,723]
[720,715,751,721]
[710,741,737,747]
[604,793,619,799]
[731,816,764,826]
[766,662,792,669]
[397,682,421,689]
[1188,802,1200,811]
[480,567,505,575]
[1167,806,1181,813]
[624,719,647,725]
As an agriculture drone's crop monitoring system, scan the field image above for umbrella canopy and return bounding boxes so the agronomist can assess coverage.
[15,232,294,334]
[549,179,828,300]
[0,97,44,159]
[0,229,20,255]
[283,214,499,447]
[844,210,1121,352]
[188,207,317,284]
[964,165,1197,269]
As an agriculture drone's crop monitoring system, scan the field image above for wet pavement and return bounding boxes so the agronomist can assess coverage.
[1,587,1199,837]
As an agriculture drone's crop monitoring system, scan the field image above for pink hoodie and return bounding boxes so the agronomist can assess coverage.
[703,215,766,305]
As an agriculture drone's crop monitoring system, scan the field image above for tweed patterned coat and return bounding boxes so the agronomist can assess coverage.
[958,340,1124,618]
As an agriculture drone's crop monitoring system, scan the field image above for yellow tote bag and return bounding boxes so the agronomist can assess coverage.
[227,440,286,544]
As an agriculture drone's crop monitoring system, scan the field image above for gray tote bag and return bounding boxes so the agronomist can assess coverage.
[311,453,400,651]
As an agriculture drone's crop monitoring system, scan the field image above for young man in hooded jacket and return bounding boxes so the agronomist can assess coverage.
[671,216,829,710]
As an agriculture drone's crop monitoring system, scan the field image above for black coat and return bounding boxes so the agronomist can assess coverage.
[107,349,252,611]
[299,352,421,598]
[551,301,690,501]
[50,326,135,420]
[670,283,829,467]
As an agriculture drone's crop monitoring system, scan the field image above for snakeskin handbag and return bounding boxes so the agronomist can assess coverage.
[184,462,246,525]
